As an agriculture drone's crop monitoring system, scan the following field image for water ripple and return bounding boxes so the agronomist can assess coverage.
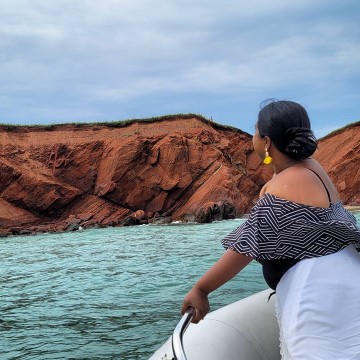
[2,215,358,359]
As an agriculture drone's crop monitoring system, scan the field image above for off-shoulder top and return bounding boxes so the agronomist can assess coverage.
[221,192,360,290]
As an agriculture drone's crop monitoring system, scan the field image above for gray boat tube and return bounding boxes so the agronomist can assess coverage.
[149,289,280,360]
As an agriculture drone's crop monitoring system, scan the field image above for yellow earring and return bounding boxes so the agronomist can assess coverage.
[263,148,273,165]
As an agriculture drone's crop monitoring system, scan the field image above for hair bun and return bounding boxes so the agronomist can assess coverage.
[257,100,318,160]
[282,127,317,160]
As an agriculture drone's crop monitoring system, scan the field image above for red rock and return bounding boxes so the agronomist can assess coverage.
[77,213,93,221]
[0,229,11,237]
[65,217,81,225]
[0,116,358,234]
[314,122,359,205]
[130,210,146,220]
[0,198,39,228]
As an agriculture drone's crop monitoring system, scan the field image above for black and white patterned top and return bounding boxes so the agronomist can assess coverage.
[222,193,360,262]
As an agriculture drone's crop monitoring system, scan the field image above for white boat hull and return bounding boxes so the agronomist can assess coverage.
[149,289,280,360]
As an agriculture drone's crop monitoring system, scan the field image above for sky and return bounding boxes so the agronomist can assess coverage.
[0,0,359,138]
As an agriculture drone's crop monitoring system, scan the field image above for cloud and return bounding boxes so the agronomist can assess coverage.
[0,0,358,130]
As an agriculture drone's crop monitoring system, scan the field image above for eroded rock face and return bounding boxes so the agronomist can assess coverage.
[0,117,358,234]
[314,123,360,205]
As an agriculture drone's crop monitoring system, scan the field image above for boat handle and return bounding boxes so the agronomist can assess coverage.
[172,307,195,360]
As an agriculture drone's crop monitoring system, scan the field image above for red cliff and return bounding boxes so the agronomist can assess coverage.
[0,116,358,236]
[314,122,360,205]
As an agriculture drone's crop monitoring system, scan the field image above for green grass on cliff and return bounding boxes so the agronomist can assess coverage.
[0,113,215,129]
[318,120,360,141]
[0,113,249,135]
[1,115,358,138]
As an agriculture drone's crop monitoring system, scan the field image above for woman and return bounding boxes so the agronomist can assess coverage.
[181,100,360,359]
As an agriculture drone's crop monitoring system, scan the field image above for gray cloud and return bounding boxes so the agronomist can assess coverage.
[0,0,359,134]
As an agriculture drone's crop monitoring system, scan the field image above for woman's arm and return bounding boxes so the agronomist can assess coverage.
[181,249,253,323]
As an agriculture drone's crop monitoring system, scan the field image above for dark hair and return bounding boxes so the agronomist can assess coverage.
[257,99,317,160]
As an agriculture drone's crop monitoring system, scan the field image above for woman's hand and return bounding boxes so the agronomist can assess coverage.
[180,250,252,324]
[181,287,210,324]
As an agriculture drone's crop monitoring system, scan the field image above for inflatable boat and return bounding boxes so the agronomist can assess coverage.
[149,289,281,360]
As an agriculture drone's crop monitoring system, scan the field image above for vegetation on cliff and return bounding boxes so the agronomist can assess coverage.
[0,115,358,236]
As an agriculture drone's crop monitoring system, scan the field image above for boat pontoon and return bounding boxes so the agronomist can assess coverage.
[149,289,281,360]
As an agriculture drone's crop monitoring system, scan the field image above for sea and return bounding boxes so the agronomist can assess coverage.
[1,211,359,360]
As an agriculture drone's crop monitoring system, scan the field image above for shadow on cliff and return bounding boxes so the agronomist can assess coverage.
[0,115,358,236]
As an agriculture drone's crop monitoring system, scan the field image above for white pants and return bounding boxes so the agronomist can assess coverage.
[276,245,360,360]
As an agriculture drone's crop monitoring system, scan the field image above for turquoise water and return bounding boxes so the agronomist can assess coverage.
[1,212,359,359]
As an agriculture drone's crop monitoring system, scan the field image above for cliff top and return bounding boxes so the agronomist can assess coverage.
[0,113,250,136]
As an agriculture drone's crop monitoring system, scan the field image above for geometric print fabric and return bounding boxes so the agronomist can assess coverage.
[221,193,360,262]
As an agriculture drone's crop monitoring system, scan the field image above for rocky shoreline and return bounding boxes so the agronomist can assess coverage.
[345,206,360,212]
[0,116,359,238]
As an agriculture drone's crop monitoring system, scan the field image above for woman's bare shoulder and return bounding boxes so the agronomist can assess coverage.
[264,166,332,207]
